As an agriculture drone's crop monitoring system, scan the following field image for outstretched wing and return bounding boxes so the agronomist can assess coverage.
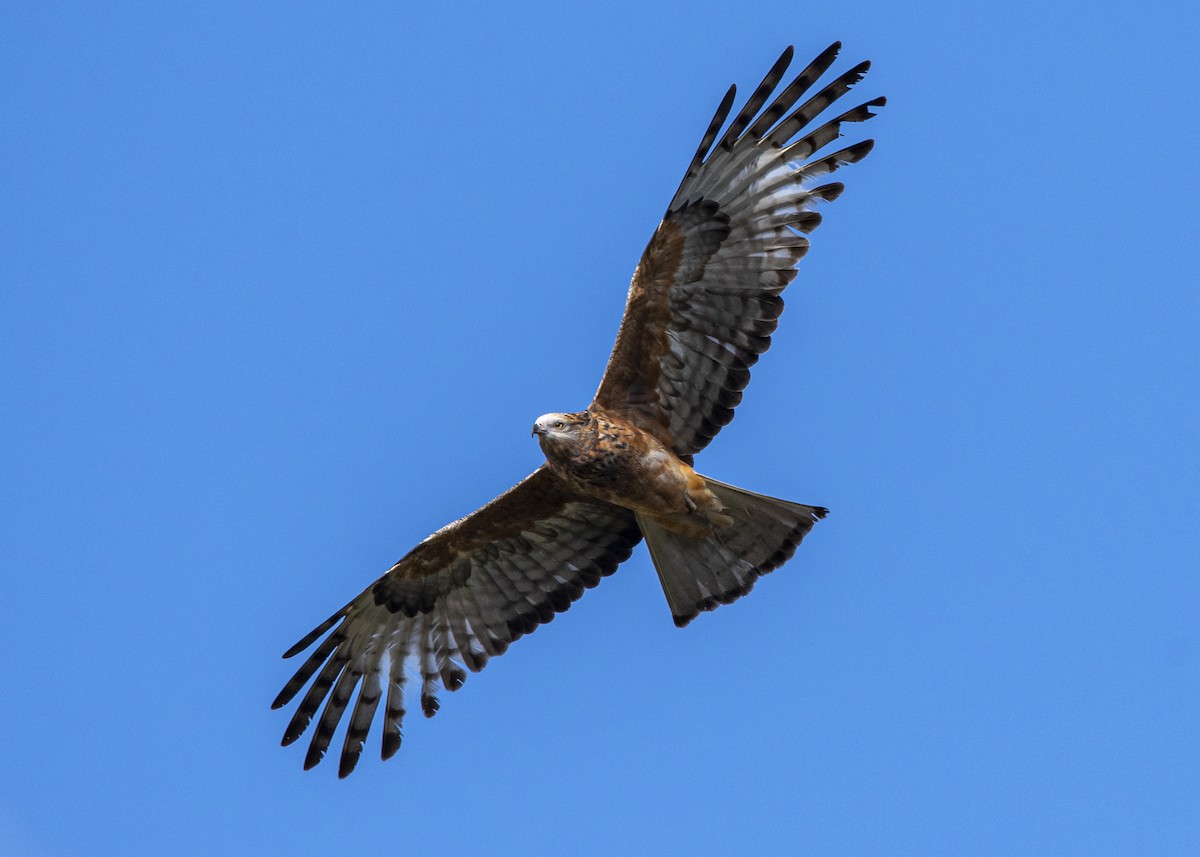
[273,466,641,777]
[593,43,884,454]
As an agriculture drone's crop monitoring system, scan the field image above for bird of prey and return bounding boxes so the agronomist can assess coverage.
[274,42,883,776]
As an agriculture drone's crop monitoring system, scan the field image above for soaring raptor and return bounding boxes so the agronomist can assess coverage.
[274,43,883,776]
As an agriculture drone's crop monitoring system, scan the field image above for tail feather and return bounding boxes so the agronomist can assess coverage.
[637,476,827,627]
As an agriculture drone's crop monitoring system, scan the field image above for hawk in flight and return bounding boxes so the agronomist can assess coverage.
[275,43,883,776]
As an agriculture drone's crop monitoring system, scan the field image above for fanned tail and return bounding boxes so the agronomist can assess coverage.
[637,477,827,627]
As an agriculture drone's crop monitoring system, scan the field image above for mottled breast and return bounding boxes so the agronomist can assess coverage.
[548,413,642,495]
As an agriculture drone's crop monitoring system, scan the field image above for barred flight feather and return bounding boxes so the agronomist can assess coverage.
[274,467,641,776]
[594,45,881,453]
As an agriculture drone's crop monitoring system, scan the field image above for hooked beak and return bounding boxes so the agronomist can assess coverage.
[532,424,547,437]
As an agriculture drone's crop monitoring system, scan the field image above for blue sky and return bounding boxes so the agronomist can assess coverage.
[2,1,1197,854]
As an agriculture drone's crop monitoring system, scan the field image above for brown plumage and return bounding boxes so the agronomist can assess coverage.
[533,408,728,539]
[274,42,883,776]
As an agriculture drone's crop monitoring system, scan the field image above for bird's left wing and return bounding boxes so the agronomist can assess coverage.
[593,44,883,454]
[273,466,641,776]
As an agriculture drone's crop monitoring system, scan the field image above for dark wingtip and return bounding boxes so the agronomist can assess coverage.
[443,668,465,692]
[421,694,440,718]
[795,211,823,234]
[302,746,325,771]
[812,41,842,71]
[851,138,876,159]
[813,506,830,520]
[813,181,845,202]
[282,612,343,659]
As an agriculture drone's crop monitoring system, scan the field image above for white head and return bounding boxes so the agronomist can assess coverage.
[531,412,584,444]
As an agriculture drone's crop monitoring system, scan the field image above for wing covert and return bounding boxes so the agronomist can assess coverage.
[593,43,884,454]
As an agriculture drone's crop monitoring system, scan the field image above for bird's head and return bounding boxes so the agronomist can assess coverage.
[531,412,588,446]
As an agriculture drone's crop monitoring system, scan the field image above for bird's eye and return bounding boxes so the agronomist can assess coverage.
[554,420,565,430]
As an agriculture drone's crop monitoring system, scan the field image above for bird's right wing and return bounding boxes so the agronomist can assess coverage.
[272,466,641,776]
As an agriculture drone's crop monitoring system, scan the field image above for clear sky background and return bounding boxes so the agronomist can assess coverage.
[2,1,1197,854]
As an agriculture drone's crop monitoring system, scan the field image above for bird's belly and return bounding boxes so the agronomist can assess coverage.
[552,444,649,505]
